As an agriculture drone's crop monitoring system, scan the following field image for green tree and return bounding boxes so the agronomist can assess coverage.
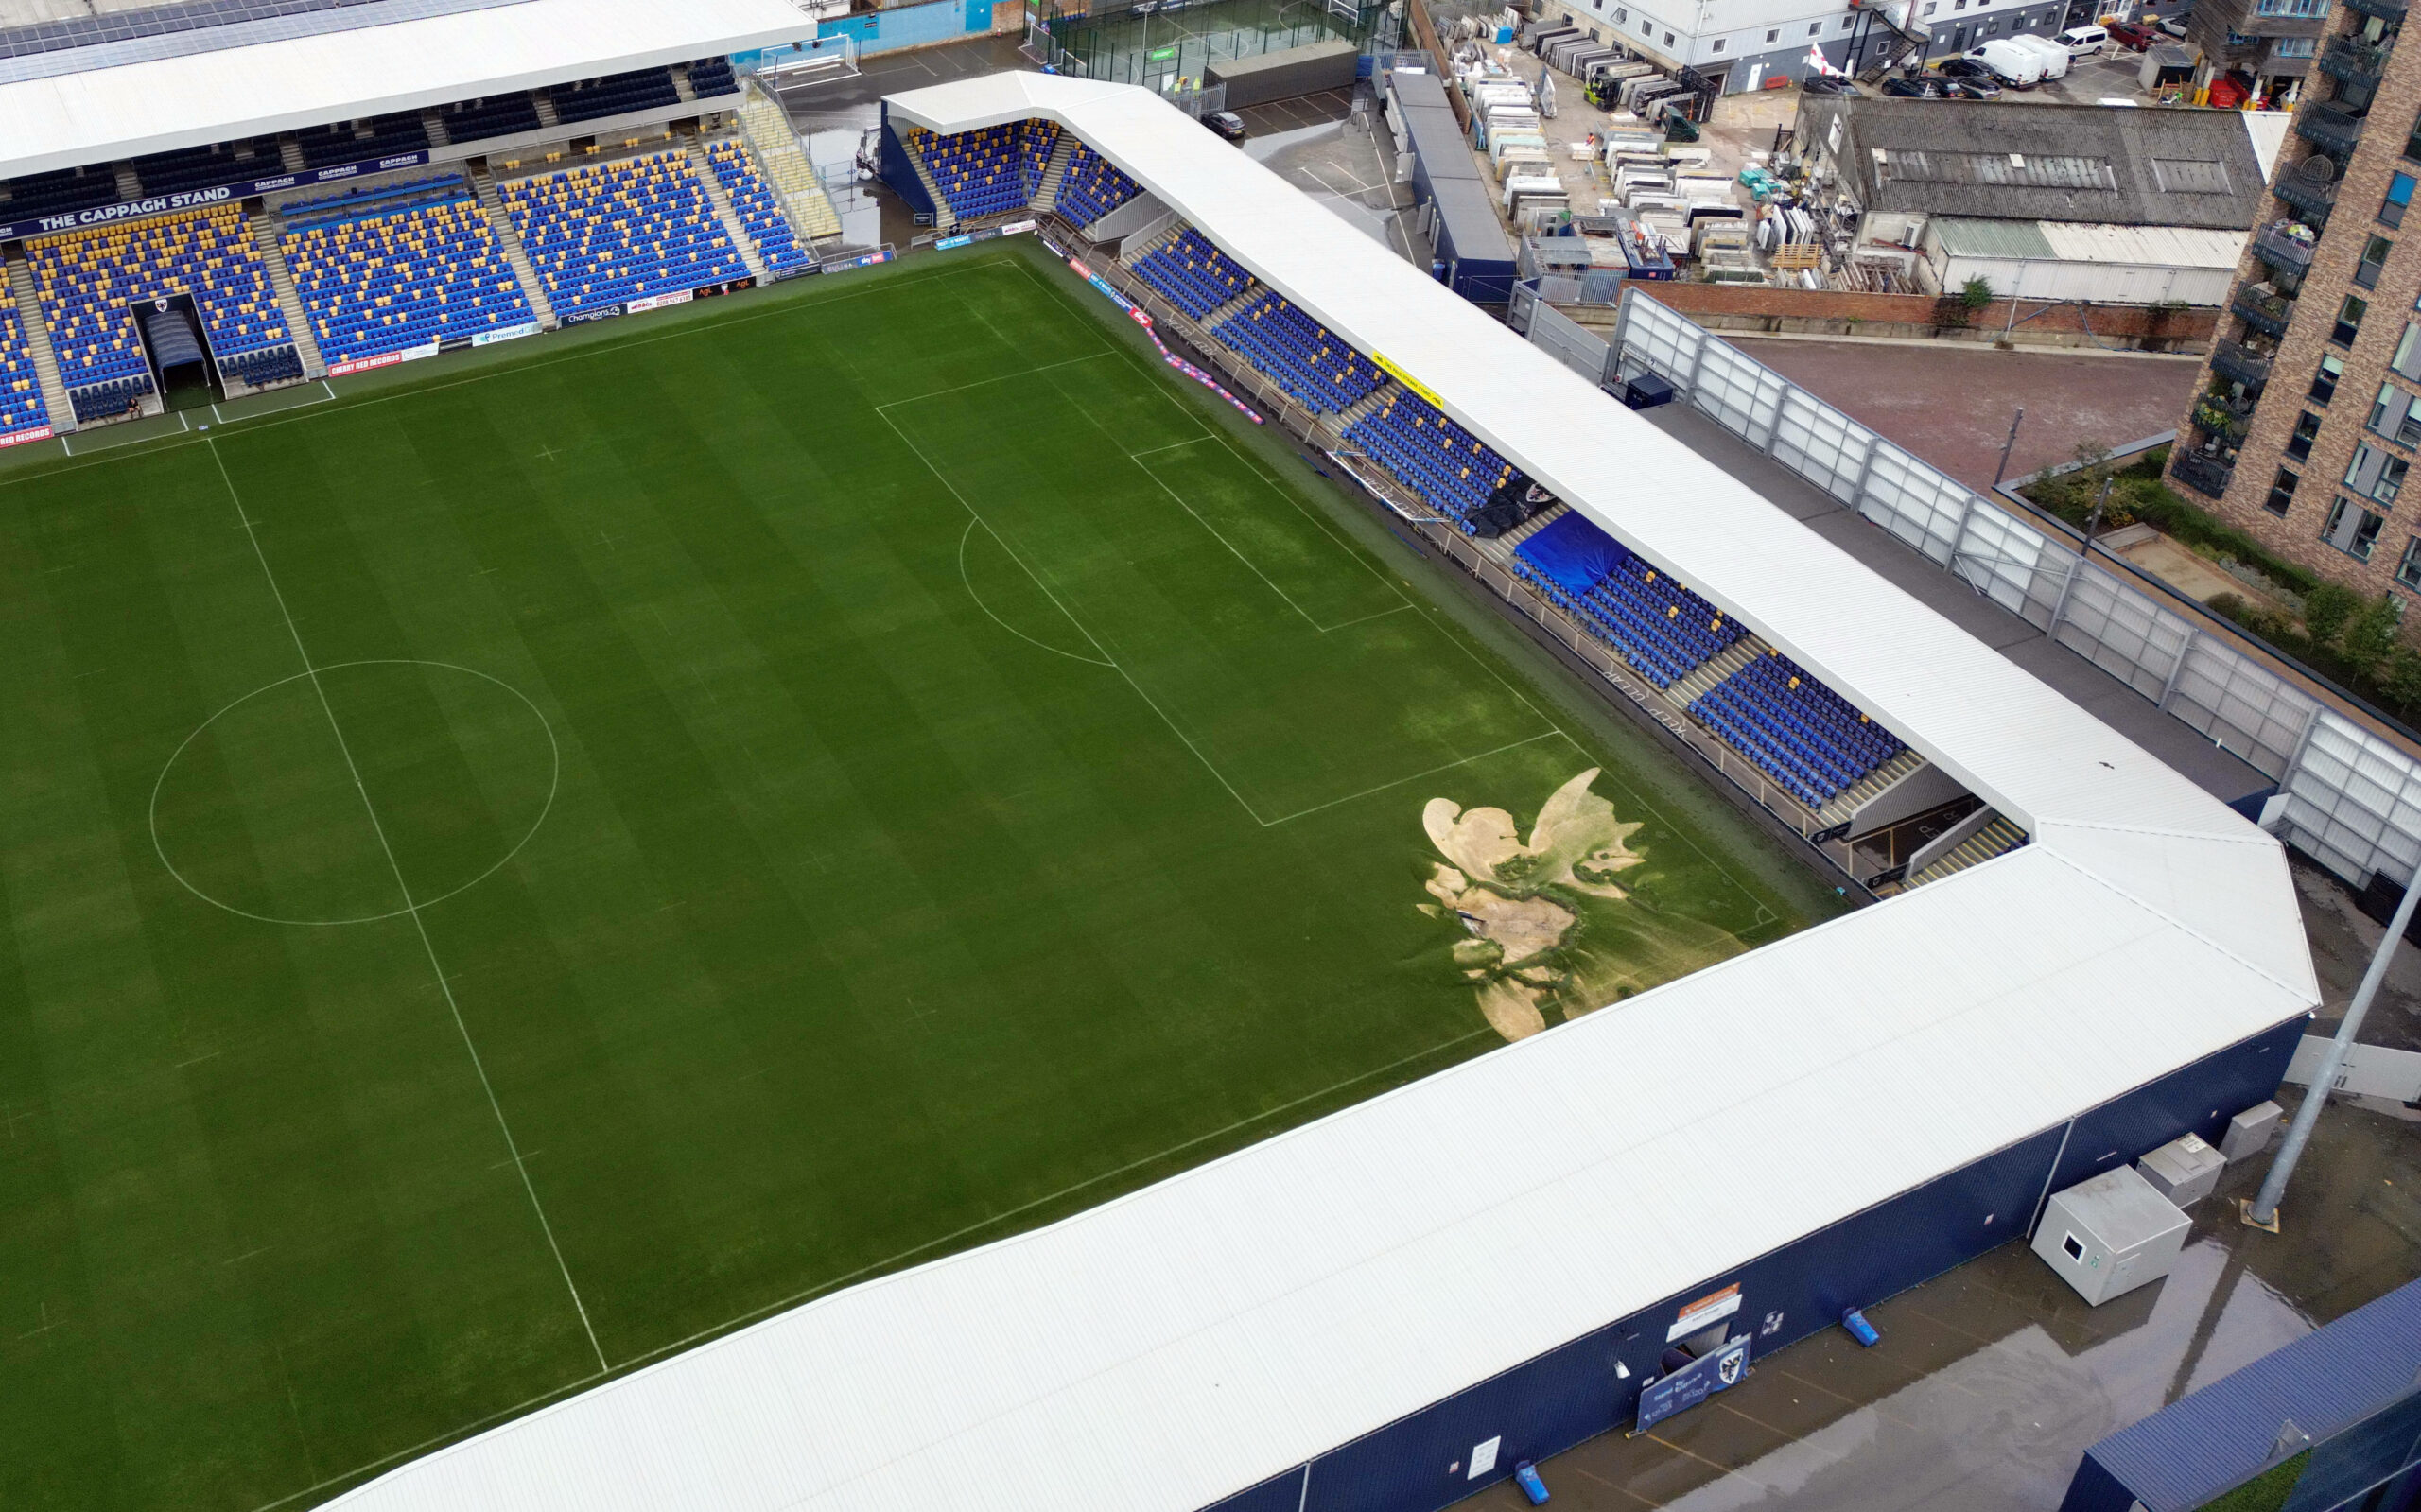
[1960,274,1994,310]
[2384,647,2421,711]
[2342,594,2404,679]
[2305,581,2361,648]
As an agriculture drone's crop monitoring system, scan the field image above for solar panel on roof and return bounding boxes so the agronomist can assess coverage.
[0,0,537,84]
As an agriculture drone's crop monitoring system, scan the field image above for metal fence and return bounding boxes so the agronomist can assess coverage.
[1578,287,2421,892]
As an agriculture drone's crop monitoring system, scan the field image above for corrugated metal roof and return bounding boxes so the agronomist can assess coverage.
[322,73,2321,1512]
[2087,1277,2421,1510]
[1933,217,2058,258]
[1933,218,2248,269]
[0,0,811,179]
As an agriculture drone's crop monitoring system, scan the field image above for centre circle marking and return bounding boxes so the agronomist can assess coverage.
[148,658,561,927]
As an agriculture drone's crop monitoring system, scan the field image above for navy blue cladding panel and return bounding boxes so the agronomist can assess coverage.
[877,106,937,220]
[1201,1467,1307,1512]
[2046,1015,2307,1206]
[1197,1019,2304,1512]
[2058,1454,2140,1512]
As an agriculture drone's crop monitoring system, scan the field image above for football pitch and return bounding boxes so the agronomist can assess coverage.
[0,246,1845,1510]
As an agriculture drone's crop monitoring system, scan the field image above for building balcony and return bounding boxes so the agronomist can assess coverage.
[2295,103,2368,154]
[2233,287,2296,338]
[2250,221,2319,273]
[2194,393,2257,442]
[2320,33,2392,85]
[2211,338,2274,390]
[2273,170,2339,219]
[2172,450,2237,499]
[2346,0,2406,24]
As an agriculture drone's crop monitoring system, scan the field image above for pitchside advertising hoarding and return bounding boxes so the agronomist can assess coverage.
[0,151,433,242]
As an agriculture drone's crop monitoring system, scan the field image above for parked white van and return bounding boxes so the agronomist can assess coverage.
[1967,38,2050,85]
[2057,24,2111,54]
[2006,32,2073,78]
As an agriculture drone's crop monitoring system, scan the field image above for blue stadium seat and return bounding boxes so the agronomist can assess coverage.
[1217,291,1385,414]
[0,165,119,220]
[29,204,302,413]
[1055,142,1142,227]
[702,139,812,277]
[1131,228,1254,321]
[131,137,280,196]
[441,94,545,145]
[1507,554,1744,691]
[295,112,429,169]
[1687,652,1907,809]
[0,279,50,437]
[282,176,534,363]
[688,57,740,98]
[499,151,748,319]
[549,68,682,127]
[906,121,1050,221]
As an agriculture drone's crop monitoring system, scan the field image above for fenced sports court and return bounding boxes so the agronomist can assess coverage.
[1025,0,1392,92]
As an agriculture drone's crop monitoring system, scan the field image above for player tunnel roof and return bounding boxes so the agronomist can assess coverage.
[322,73,2320,1512]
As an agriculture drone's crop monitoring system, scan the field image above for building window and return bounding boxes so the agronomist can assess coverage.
[2399,536,2421,590]
[2347,442,2410,503]
[2375,383,2421,446]
[1920,3,1933,12]
[1986,16,1999,29]
[2335,294,2370,346]
[2267,467,2301,516]
[2254,0,2329,13]
[2274,34,2317,56]
[2325,496,2389,560]
[1767,26,1779,38]
[1663,28,1674,42]
[1642,17,1652,33]
[2315,354,2348,403]
[2358,235,2395,290]
[1712,36,1725,50]
[1842,12,1855,23]
[2289,410,2324,460]
[2386,172,2416,229]
[2408,110,2421,164]
[1810,20,1822,32]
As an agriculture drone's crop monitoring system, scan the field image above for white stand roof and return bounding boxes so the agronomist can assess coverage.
[0,0,812,181]
[323,75,2318,1512]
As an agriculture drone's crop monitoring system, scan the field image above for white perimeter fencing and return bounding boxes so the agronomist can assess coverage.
[1522,287,2421,893]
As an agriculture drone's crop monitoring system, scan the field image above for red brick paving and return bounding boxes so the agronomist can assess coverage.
[1732,339,2202,493]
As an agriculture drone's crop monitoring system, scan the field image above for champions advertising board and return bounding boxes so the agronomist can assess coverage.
[0,151,433,242]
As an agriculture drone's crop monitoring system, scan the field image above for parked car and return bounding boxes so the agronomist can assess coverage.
[2157,14,2189,35]
[2004,32,2073,78]
[1940,76,2002,98]
[2056,23,2111,53]
[1881,74,1945,96]
[1965,39,2050,85]
[1803,73,1862,95]
[1932,56,2001,81]
[2106,20,2160,47]
[1201,110,1246,143]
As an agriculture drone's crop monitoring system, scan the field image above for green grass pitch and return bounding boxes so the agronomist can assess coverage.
[0,245,1846,1510]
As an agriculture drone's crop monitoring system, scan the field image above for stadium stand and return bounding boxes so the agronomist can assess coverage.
[440,93,545,146]
[30,205,300,416]
[0,280,50,437]
[700,139,810,278]
[295,112,430,169]
[1511,514,1745,689]
[500,152,747,318]
[130,137,280,195]
[1131,227,1254,321]
[1342,386,1516,504]
[1054,141,1142,227]
[687,56,740,99]
[1215,291,1386,414]
[280,176,534,363]
[1020,119,1061,200]
[551,67,682,126]
[1690,651,1908,809]
[908,122,1037,220]
[1,166,120,220]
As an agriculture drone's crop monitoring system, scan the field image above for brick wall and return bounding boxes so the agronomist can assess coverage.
[1631,282,2219,346]
[2171,26,2421,619]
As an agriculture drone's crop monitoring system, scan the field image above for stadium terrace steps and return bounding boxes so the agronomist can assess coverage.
[1332,377,1401,431]
[689,149,769,284]
[901,135,956,231]
[1669,637,1760,706]
[1495,501,1567,548]
[111,164,140,201]
[533,92,563,130]
[471,165,557,328]
[1820,745,1930,829]
[735,82,842,242]
[251,217,325,379]
[671,65,698,104]
[7,256,74,434]
[420,106,451,148]
[1030,132,1077,214]
[1907,812,2029,887]
[702,139,814,280]
[278,138,306,174]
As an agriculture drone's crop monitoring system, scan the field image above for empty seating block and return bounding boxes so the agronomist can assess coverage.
[30,205,298,411]
[1021,120,1061,200]
[1689,652,1907,810]
[1132,227,1254,321]
[131,138,279,196]
[500,152,747,319]
[1217,291,1385,414]
[1342,389,1515,504]
[688,56,740,98]
[296,112,430,169]
[1,166,120,220]
[910,122,1036,220]
[442,93,545,145]
[1055,142,1142,228]
[0,282,49,436]
[282,178,534,363]
[549,68,681,127]
[702,139,812,277]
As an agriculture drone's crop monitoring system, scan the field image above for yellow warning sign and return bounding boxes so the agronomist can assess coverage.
[1373,352,1445,409]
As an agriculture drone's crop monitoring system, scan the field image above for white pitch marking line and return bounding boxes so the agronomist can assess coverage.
[871,348,1121,408]
[205,437,608,1376]
[1258,729,1563,828]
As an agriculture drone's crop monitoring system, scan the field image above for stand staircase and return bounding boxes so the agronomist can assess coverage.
[7,256,74,434]
[470,165,557,328]
[1332,378,1401,430]
[734,81,843,241]
[688,149,769,282]
[1667,637,1760,707]
[1029,133,1078,216]
[1816,747,1929,832]
[251,215,326,378]
[533,93,562,130]
[1907,812,2029,887]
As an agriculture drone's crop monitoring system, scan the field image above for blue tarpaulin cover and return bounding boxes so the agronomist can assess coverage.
[1515,511,1629,595]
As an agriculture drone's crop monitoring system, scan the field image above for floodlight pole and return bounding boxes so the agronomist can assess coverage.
[1991,405,2025,490]
[2245,861,2421,1231]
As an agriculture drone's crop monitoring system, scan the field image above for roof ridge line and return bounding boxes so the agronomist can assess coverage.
[2032,814,2278,845]
[2030,842,2310,1000]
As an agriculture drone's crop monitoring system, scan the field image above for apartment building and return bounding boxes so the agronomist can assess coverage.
[2186,0,2331,102]
[2168,0,2421,606]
